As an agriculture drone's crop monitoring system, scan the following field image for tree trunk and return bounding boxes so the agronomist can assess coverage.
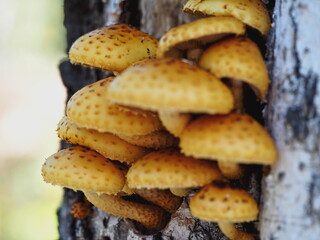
[57,0,320,239]
[260,1,320,239]
[58,1,227,239]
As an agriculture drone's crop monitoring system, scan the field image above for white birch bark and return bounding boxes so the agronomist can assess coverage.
[260,1,320,239]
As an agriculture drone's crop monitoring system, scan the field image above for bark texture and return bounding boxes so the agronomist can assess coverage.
[260,1,320,239]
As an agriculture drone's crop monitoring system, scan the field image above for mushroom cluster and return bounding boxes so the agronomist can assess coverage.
[42,0,277,238]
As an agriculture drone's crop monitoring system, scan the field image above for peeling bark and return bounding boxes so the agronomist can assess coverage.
[261,1,320,239]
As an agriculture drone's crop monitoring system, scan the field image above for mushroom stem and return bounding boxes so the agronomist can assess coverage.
[187,48,203,63]
[217,222,254,240]
[158,110,191,137]
[217,161,244,179]
[229,79,244,113]
[170,187,192,197]
[217,79,244,179]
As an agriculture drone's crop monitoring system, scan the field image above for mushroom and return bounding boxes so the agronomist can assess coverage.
[66,77,163,136]
[106,58,234,114]
[190,183,258,240]
[69,24,158,72]
[41,146,125,194]
[198,37,270,100]
[70,199,92,220]
[84,191,170,231]
[183,0,271,35]
[117,130,178,149]
[157,16,245,60]
[57,116,149,164]
[126,148,223,196]
[179,114,277,178]
[134,188,183,214]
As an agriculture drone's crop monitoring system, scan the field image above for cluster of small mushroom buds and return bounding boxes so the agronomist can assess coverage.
[42,0,277,238]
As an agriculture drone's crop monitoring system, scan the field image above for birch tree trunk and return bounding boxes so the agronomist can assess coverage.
[260,1,320,239]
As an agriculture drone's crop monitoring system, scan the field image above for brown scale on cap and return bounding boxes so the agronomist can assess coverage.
[66,78,163,136]
[106,58,234,114]
[183,0,271,35]
[199,37,270,99]
[180,113,277,165]
[190,183,258,239]
[157,16,245,59]
[127,148,223,190]
[84,191,170,231]
[134,188,183,213]
[41,146,125,194]
[69,24,158,72]
[57,116,149,164]
[117,130,178,149]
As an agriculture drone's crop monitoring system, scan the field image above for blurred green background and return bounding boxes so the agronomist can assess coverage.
[0,0,67,239]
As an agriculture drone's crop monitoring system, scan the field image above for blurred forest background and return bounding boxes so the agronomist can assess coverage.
[0,0,66,239]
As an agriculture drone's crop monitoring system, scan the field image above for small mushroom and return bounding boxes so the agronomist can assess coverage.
[199,37,270,99]
[69,24,158,72]
[84,191,170,231]
[106,58,234,115]
[66,78,163,136]
[126,148,223,194]
[41,146,125,194]
[157,16,245,60]
[117,130,178,149]
[57,116,149,164]
[70,199,92,220]
[190,183,258,240]
[183,0,271,35]
[180,114,277,178]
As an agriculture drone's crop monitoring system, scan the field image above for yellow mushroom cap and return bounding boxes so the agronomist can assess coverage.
[199,37,270,99]
[157,16,245,58]
[190,184,258,222]
[41,146,125,194]
[117,130,178,149]
[180,114,277,165]
[66,78,163,136]
[84,191,169,231]
[127,148,223,189]
[183,0,271,35]
[69,24,158,72]
[57,116,149,164]
[106,58,234,114]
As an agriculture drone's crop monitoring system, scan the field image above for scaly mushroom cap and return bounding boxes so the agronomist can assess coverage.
[69,24,158,72]
[127,148,223,189]
[117,130,178,149]
[66,78,163,136]
[180,114,277,165]
[199,37,270,99]
[84,191,169,231]
[158,110,192,137]
[106,58,234,114]
[190,183,258,222]
[157,16,245,58]
[57,116,149,164]
[134,188,183,213]
[41,146,125,194]
[183,0,271,35]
